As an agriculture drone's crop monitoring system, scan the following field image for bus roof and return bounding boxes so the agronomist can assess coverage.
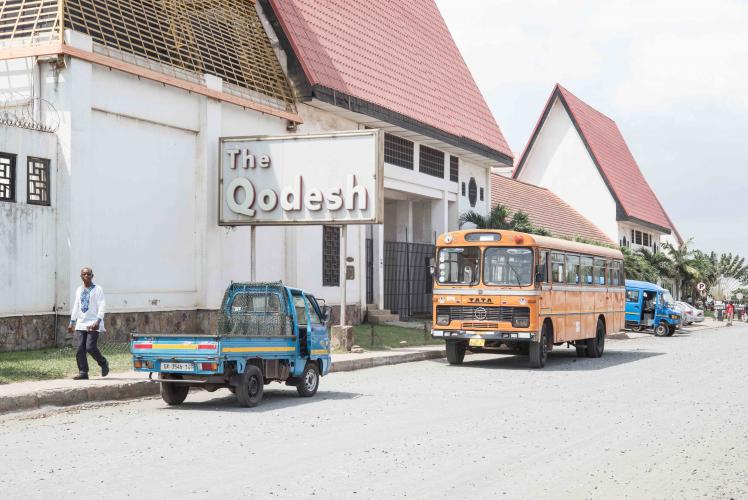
[625,279,667,292]
[437,229,623,260]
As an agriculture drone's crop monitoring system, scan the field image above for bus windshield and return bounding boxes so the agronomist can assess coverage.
[483,247,534,286]
[437,247,480,285]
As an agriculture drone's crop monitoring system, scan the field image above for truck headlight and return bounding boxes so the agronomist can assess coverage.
[512,317,530,328]
[670,314,679,320]
[436,315,450,326]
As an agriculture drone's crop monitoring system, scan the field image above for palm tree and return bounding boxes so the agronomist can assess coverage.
[663,239,701,300]
[636,247,675,287]
[459,204,550,236]
[621,246,659,282]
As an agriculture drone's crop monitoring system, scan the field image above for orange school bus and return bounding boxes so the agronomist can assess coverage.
[431,229,625,368]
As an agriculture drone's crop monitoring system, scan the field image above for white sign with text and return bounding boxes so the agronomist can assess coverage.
[219,131,383,226]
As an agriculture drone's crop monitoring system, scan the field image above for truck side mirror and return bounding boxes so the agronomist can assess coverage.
[323,305,333,325]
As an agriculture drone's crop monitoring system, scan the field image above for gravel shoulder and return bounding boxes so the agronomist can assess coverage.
[1,325,747,499]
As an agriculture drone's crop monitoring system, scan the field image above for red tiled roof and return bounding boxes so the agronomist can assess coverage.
[515,84,678,236]
[268,0,512,160]
[491,174,615,245]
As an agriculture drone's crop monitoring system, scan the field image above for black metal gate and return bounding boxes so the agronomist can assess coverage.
[383,241,435,318]
[365,238,374,305]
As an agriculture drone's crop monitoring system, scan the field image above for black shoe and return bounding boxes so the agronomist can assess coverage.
[73,374,89,380]
[101,362,109,377]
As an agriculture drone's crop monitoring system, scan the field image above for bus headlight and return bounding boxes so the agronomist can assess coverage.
[512,317,530,328]
[437,315,450,326]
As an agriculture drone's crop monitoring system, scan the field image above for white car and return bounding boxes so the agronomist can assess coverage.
[675,302,704,324]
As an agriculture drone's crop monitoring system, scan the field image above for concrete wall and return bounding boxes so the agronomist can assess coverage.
[517,97,618,241]
[0,126,58,316]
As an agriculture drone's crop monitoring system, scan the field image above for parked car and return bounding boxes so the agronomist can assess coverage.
[675,301,704,324]
[625,280,682,336]
[131,282,332,407]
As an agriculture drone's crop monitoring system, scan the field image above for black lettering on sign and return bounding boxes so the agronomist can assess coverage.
[467,297,492,304]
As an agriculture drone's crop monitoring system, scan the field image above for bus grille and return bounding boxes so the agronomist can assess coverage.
[437,306,530,323]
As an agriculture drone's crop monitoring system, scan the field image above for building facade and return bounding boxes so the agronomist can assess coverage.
[513,84,682,253]
[0,0,512,350]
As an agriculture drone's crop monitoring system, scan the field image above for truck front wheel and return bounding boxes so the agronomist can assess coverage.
[236,365,264,407]
[654,322,669,337]
[296,362,319,397]
[161,377,189,406]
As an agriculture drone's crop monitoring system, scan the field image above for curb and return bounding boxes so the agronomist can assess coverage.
[330,349,446,373]
[1,349,447,415]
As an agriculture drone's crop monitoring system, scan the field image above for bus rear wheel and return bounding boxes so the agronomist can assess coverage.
[446,341,466,365]
[585,318,605,358]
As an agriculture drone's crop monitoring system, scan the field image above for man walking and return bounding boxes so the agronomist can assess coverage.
[68,267,109,380]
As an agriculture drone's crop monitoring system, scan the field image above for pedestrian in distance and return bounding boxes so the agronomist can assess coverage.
[68,267,109,380]
[725,301,734,326]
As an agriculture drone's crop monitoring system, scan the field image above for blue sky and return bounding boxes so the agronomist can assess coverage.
[436,0,748,257]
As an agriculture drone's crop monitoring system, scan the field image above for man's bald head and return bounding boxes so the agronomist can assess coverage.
[80,267,94,286]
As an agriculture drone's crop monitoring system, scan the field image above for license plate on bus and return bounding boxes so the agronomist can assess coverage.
[469,338,485,347]
[161,362,193,372]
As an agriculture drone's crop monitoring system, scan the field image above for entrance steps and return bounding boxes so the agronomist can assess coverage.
[366,304,400,324]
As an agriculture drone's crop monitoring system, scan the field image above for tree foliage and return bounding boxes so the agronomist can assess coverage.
[459,204,550,236]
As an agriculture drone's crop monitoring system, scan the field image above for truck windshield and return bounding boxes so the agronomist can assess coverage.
[483,247,534,286]
[661,292,675,307]
[436,247,480,285]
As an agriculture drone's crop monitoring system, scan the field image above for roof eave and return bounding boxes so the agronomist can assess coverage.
[616,213,672,235]
[311,85,513,165]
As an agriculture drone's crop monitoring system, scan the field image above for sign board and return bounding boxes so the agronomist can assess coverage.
[696,282,706,291]
[219,130,383,226]
[737,293,744,300]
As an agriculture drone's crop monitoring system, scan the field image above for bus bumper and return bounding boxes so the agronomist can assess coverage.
[431,330,536,341]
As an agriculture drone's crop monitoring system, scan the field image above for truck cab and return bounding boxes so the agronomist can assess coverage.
[130,282,332,407]
[625,279,681,336]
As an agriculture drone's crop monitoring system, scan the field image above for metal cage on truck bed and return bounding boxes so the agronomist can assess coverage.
[217,282,293,337]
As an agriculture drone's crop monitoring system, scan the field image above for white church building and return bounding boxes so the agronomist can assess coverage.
[514,84,682,252]
[0,0,512,350]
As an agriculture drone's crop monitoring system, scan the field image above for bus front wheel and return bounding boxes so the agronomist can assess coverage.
[529,324,549,368]
[446,341,466,365]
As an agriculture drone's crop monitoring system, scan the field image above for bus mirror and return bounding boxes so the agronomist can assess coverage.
[428,257,435,276]
[536,272,543,284]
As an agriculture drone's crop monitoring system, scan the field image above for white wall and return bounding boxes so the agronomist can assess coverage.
[0,126,57,315]
[517,97,618,241]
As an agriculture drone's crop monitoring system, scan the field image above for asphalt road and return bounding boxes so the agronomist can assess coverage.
[2,324,747,499]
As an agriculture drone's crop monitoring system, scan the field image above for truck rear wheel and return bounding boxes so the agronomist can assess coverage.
[446,341,466,365]
[236,365,264,407]
[160,377,189,406]
[296,362,319,397]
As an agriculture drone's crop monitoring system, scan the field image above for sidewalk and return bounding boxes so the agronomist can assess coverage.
[0,345,445,415]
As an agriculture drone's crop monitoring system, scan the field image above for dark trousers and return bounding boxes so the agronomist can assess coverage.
[74,330,108,375]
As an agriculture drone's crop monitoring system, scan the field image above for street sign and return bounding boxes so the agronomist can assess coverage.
[219,130,383,226]
[737,293,744,300]
[697,282,706,291]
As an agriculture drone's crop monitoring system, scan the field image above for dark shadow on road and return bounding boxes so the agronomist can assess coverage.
[159,387,363,413]
[429,348,665,371]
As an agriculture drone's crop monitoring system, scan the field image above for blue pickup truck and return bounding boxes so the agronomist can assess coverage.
[130,282,332,407]
[625,279,682,336]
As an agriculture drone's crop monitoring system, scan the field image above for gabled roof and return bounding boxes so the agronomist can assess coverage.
[491,174,615,246]
[267,0,512,163]
[514,84,679,238]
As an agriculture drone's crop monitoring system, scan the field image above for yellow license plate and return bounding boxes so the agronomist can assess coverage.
[469,338,485,347]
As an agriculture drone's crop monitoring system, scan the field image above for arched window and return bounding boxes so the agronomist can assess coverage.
[468,178,477,207]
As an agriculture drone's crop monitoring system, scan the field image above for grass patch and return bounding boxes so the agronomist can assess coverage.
[0,343,133,384]
[348,323,442,352]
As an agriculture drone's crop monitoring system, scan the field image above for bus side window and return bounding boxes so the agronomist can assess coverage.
[594,258,606,285]
[566,255,580,284]
[580,256,593,285]
[551,253,565,283]
[544,251,551,283]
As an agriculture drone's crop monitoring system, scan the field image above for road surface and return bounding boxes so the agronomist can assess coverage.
[2,324,747,499]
